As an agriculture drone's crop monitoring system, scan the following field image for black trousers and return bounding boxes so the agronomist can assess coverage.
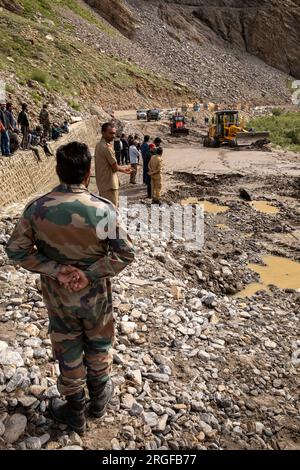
[115,150,121,165]
[121,149,129,164]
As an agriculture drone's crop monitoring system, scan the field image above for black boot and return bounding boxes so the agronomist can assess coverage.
[49,391,86,434]
[87,378,114,418]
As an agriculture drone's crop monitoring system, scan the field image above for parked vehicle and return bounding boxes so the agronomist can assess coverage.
[170,114,189,136]
[136,109,147,120]
[147,109,161,122]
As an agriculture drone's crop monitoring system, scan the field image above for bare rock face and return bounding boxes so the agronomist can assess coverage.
[0,0,23,14]
[83,0,136,37]
[189,0,300,78]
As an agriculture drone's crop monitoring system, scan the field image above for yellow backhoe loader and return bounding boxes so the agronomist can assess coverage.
[203,110,270,147]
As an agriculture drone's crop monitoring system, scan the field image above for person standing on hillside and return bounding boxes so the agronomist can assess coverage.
[95,123,131,206]
[39,104,51,140]
[18,103,30,150]
[0,102,11,156]
[5,103,17,130]
[6,141,135,434]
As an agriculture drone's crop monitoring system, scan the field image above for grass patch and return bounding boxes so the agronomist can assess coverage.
[18,0,56,21]
[31,91,42,105]
[69,99,80,111]
[248,112,300,152]
[18,0,115,34]
[0,1,193,108]
[5,84,15,94]
[30,69,48,84]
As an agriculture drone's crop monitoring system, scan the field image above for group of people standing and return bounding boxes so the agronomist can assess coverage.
[0,101,69,157]
[113,133,140,167]
[96,124,164,207]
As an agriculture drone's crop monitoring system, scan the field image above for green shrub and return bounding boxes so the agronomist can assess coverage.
[272,107,283,116]
[31,91,42,105]
[5,84,15,94]
[284,129,300,145]
[69,99,80,111]
[248,112,300,152]
[31,69,48,84]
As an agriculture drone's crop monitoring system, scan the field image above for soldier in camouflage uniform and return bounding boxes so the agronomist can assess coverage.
[6,141,135,434]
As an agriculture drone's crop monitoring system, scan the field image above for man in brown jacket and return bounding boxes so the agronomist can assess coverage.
[95,123,131,206]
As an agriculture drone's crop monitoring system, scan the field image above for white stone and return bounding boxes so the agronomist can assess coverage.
[156,414,168,432]
[143,412,158,427]
[120,321,136,335]
[255,422,265,434]
[264,340,276,349]
[61,446,83,450]
[198,350,211,361]
[0,340,8,353]
[46,385,59,398]
[0,348,24,367]
[25,324,40,337]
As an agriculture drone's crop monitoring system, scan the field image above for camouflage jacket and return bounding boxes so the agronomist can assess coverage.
[5,184,135,317]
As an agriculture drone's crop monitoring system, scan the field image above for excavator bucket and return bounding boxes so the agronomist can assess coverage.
[235,131,270,147]
[171,128,189,136]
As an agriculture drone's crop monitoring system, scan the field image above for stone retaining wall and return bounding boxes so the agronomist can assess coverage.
[0,117,99,208]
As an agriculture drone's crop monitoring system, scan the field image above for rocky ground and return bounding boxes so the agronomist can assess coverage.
[125,0,293,105]
[0,149,300,450]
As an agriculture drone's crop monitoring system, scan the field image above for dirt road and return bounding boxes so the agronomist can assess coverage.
[115,110,300,179]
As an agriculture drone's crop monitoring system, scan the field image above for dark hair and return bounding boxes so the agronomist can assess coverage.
[121,133,125,138]
[6,102,12,110]
[157,147,163,156]
[154,137,162,145]
[102,122,115,133]
[22,103,27,110]
[144,135,150,142]
[56,141,91,184]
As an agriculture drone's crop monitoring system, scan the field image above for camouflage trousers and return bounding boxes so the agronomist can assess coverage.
[42,276,114,397]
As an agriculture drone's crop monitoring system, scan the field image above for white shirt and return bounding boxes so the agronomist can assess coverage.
[129,145,140,164]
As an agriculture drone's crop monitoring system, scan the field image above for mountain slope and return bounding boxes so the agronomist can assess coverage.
[151,1,300,78]
[189,0,300,78]
[0,0,297,119]
[121,0,293,105]
[0,0,195,120]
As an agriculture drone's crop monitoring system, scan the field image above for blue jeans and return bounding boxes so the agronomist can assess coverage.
[1,130,10,155]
